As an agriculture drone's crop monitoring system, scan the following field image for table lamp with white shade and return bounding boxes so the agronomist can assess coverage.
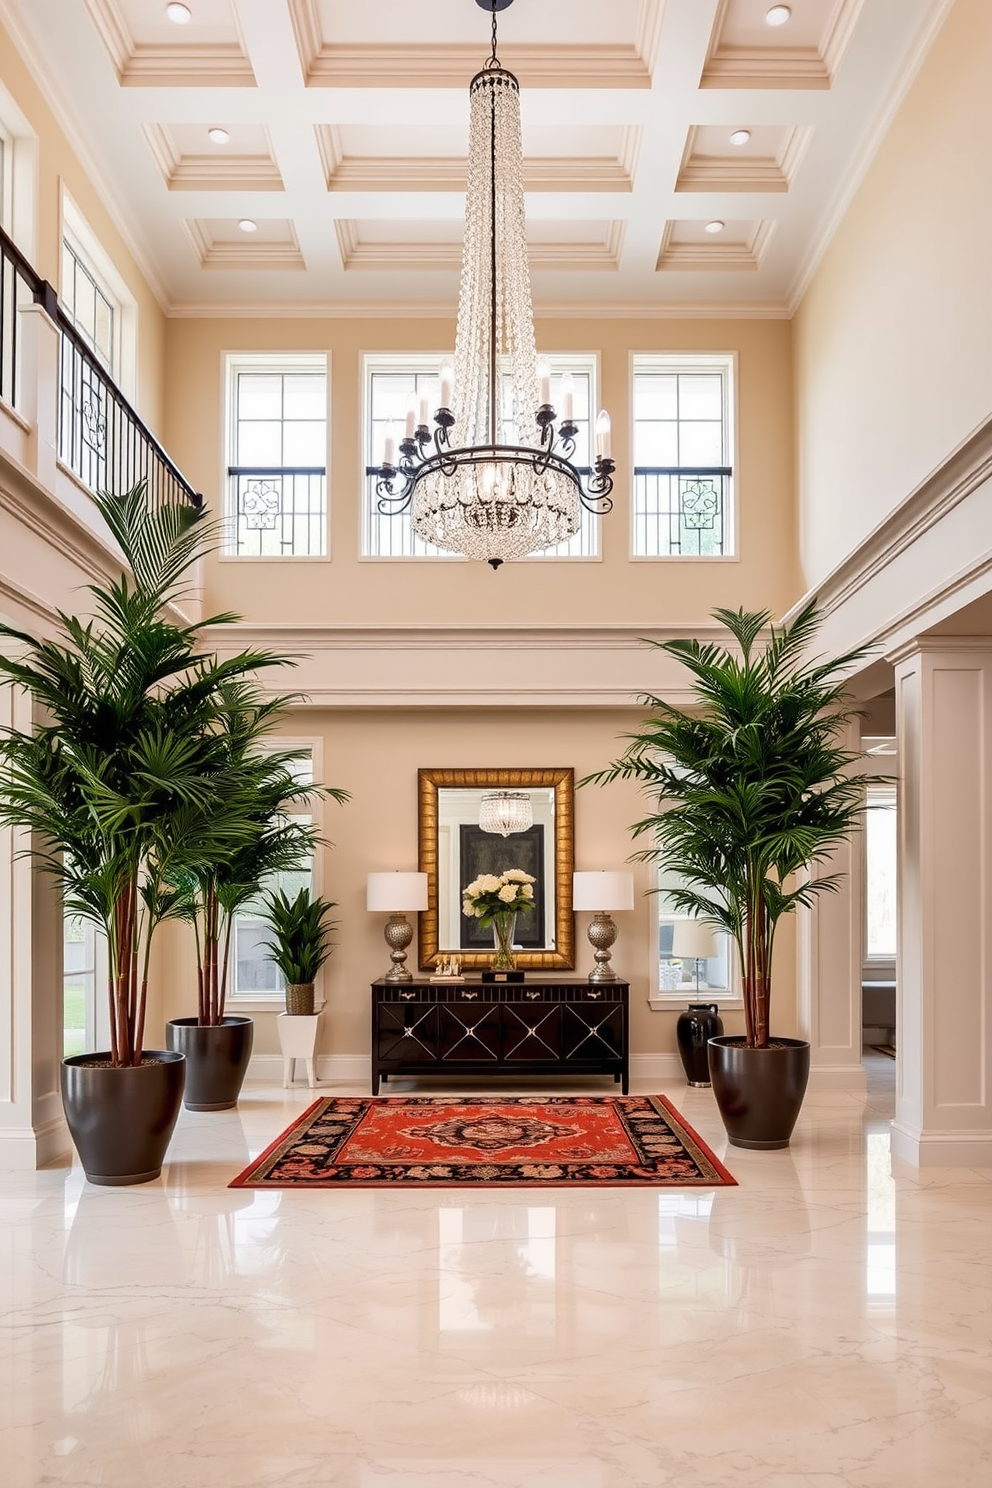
[671,919,718,995]
[366,872,429,982]
[572,870,635,983]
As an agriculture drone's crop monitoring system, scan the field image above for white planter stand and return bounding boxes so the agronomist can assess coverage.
[277,1012,322,1089]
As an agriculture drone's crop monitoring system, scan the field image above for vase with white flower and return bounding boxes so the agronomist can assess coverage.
[462,870,537,972]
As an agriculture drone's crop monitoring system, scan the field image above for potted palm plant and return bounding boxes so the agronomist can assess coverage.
[586,601,872,1148]
[0,482,305,1183]
[165,683,345,1109]
[260,887,338,1015]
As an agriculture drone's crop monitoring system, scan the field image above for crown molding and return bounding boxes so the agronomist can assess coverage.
[656,220,775,273]
[787,0,956,316]
[335,221,624,273]
[82,0,254,87]
[164,297,790,320]
[317,124,638,194]
[700,0,864,91]
[183,219,306,272]
[677,125,811,194]
[287,0,657,89]
[143,125,283,192]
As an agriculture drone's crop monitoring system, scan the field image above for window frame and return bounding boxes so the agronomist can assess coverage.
[222,352,330,562]
[225,739,326,1013]
[360,350,602,562]
[59,191,136,396]
[629,351,738,562]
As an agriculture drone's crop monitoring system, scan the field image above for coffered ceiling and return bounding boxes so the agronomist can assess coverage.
[0,0,951,316]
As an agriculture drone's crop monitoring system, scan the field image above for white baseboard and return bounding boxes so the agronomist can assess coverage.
[890,1121,992,1168]
[807,1062,869,1092]
[0,1114,71,1170]
[629,1053,686,1084]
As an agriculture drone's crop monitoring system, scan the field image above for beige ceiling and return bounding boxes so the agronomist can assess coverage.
[1,0,951,316]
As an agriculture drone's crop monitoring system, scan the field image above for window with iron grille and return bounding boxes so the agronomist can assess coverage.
[226,357,328,557]
[363,352,599,558]
[632,355,734,557]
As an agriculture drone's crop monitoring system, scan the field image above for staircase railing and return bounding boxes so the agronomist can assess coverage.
[0,221,200,509]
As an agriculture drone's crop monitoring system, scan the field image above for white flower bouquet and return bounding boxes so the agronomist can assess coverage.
[462,869,536,928]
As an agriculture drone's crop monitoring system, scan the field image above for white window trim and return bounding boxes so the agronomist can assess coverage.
[629,350,738,562]
[225,737,329,1013]
[222,352,330,562]
[0,81,37,256]
[360,349,603,561]
[60,188,136,396]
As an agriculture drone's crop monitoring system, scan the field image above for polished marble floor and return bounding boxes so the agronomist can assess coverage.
[2,1056,991,1488]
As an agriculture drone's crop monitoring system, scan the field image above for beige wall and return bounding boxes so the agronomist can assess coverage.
[794,0,992,591]
[164,313,798,629]
[149,706,775,1061]
[0,16,166,433]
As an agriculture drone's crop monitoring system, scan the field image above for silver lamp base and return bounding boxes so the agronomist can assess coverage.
[383,913,414,982]
[586,911,619,983]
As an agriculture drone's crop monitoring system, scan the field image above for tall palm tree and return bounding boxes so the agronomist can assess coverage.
[0,483,306,1066]
[585,601,874,1048]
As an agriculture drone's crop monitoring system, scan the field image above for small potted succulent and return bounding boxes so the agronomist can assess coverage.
[261,887,338,1014]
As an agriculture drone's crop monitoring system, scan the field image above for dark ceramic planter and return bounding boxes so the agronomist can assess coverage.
[676,1003,725,1087]
[707,1035,811,1150]
[61,1051,186,1186]
[166,1016,254,1111]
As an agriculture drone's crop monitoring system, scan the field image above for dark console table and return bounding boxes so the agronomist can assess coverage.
[371,977,629,1095]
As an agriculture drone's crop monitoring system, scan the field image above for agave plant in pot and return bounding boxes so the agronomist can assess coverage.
[0,483,298,1183]
[260,887,338,1015]
[586,602,873,1149]
[166,686,345,1110]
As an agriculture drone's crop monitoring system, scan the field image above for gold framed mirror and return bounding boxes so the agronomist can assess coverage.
[418,767,575,970]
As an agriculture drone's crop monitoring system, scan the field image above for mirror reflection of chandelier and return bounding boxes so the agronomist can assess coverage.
[374,0,616,570]
[479,790,533,836]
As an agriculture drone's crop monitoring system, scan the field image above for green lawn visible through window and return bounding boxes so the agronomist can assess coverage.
[63,983,86,1058]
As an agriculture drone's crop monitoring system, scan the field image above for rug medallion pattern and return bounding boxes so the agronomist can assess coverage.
[230,1095,737,1188]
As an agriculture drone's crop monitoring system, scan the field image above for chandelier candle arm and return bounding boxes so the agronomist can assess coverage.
[373,0,616,569]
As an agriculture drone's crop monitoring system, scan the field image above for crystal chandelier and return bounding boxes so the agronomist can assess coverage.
[479,790,533,836]
[375,0,615,570]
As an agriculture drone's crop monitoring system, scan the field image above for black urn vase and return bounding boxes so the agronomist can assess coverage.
[676,1003,724,1087]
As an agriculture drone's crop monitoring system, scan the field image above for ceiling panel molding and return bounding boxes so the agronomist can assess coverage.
[143,124,283,192]
[288,0,656,89]
[656,220,775,272]
[165,298,791,320]
[676,125,811,193]
[317,124,639,194]
[82,0,255,87]
[700,0,864,91]
[336,221,624,273]
[184,219,306,271]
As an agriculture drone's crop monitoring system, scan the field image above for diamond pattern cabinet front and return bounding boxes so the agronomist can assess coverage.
[371,981,628,1095]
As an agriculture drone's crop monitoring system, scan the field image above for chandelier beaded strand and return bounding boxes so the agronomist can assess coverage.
[374,0,615,569]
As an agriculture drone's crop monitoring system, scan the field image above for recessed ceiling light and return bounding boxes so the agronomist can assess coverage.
[238,218,258,233]
[705,220,725,234]
[165,2,192,23]
[765,5,792,25]
[729,129,751,147]
[208,127,230,145]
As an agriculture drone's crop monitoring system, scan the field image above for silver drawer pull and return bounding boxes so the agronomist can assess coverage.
[526,989,541,1001]
[400,990,416,1001]
[586,989,603,1000]
[461,989,478,1000]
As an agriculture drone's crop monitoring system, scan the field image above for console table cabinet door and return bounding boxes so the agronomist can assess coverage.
[561,1002,626,1065]
[376,1003,439,1065]
[437,1003,501,1064]
[501,1003,562,1063]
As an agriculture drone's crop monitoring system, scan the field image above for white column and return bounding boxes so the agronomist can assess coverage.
[17,298,61,491]
[891,640,992,1167]
[0,682,69,1169]
[796,720,867,1091]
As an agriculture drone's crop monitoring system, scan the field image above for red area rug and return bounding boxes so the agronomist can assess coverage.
[230,1094,736,1189]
